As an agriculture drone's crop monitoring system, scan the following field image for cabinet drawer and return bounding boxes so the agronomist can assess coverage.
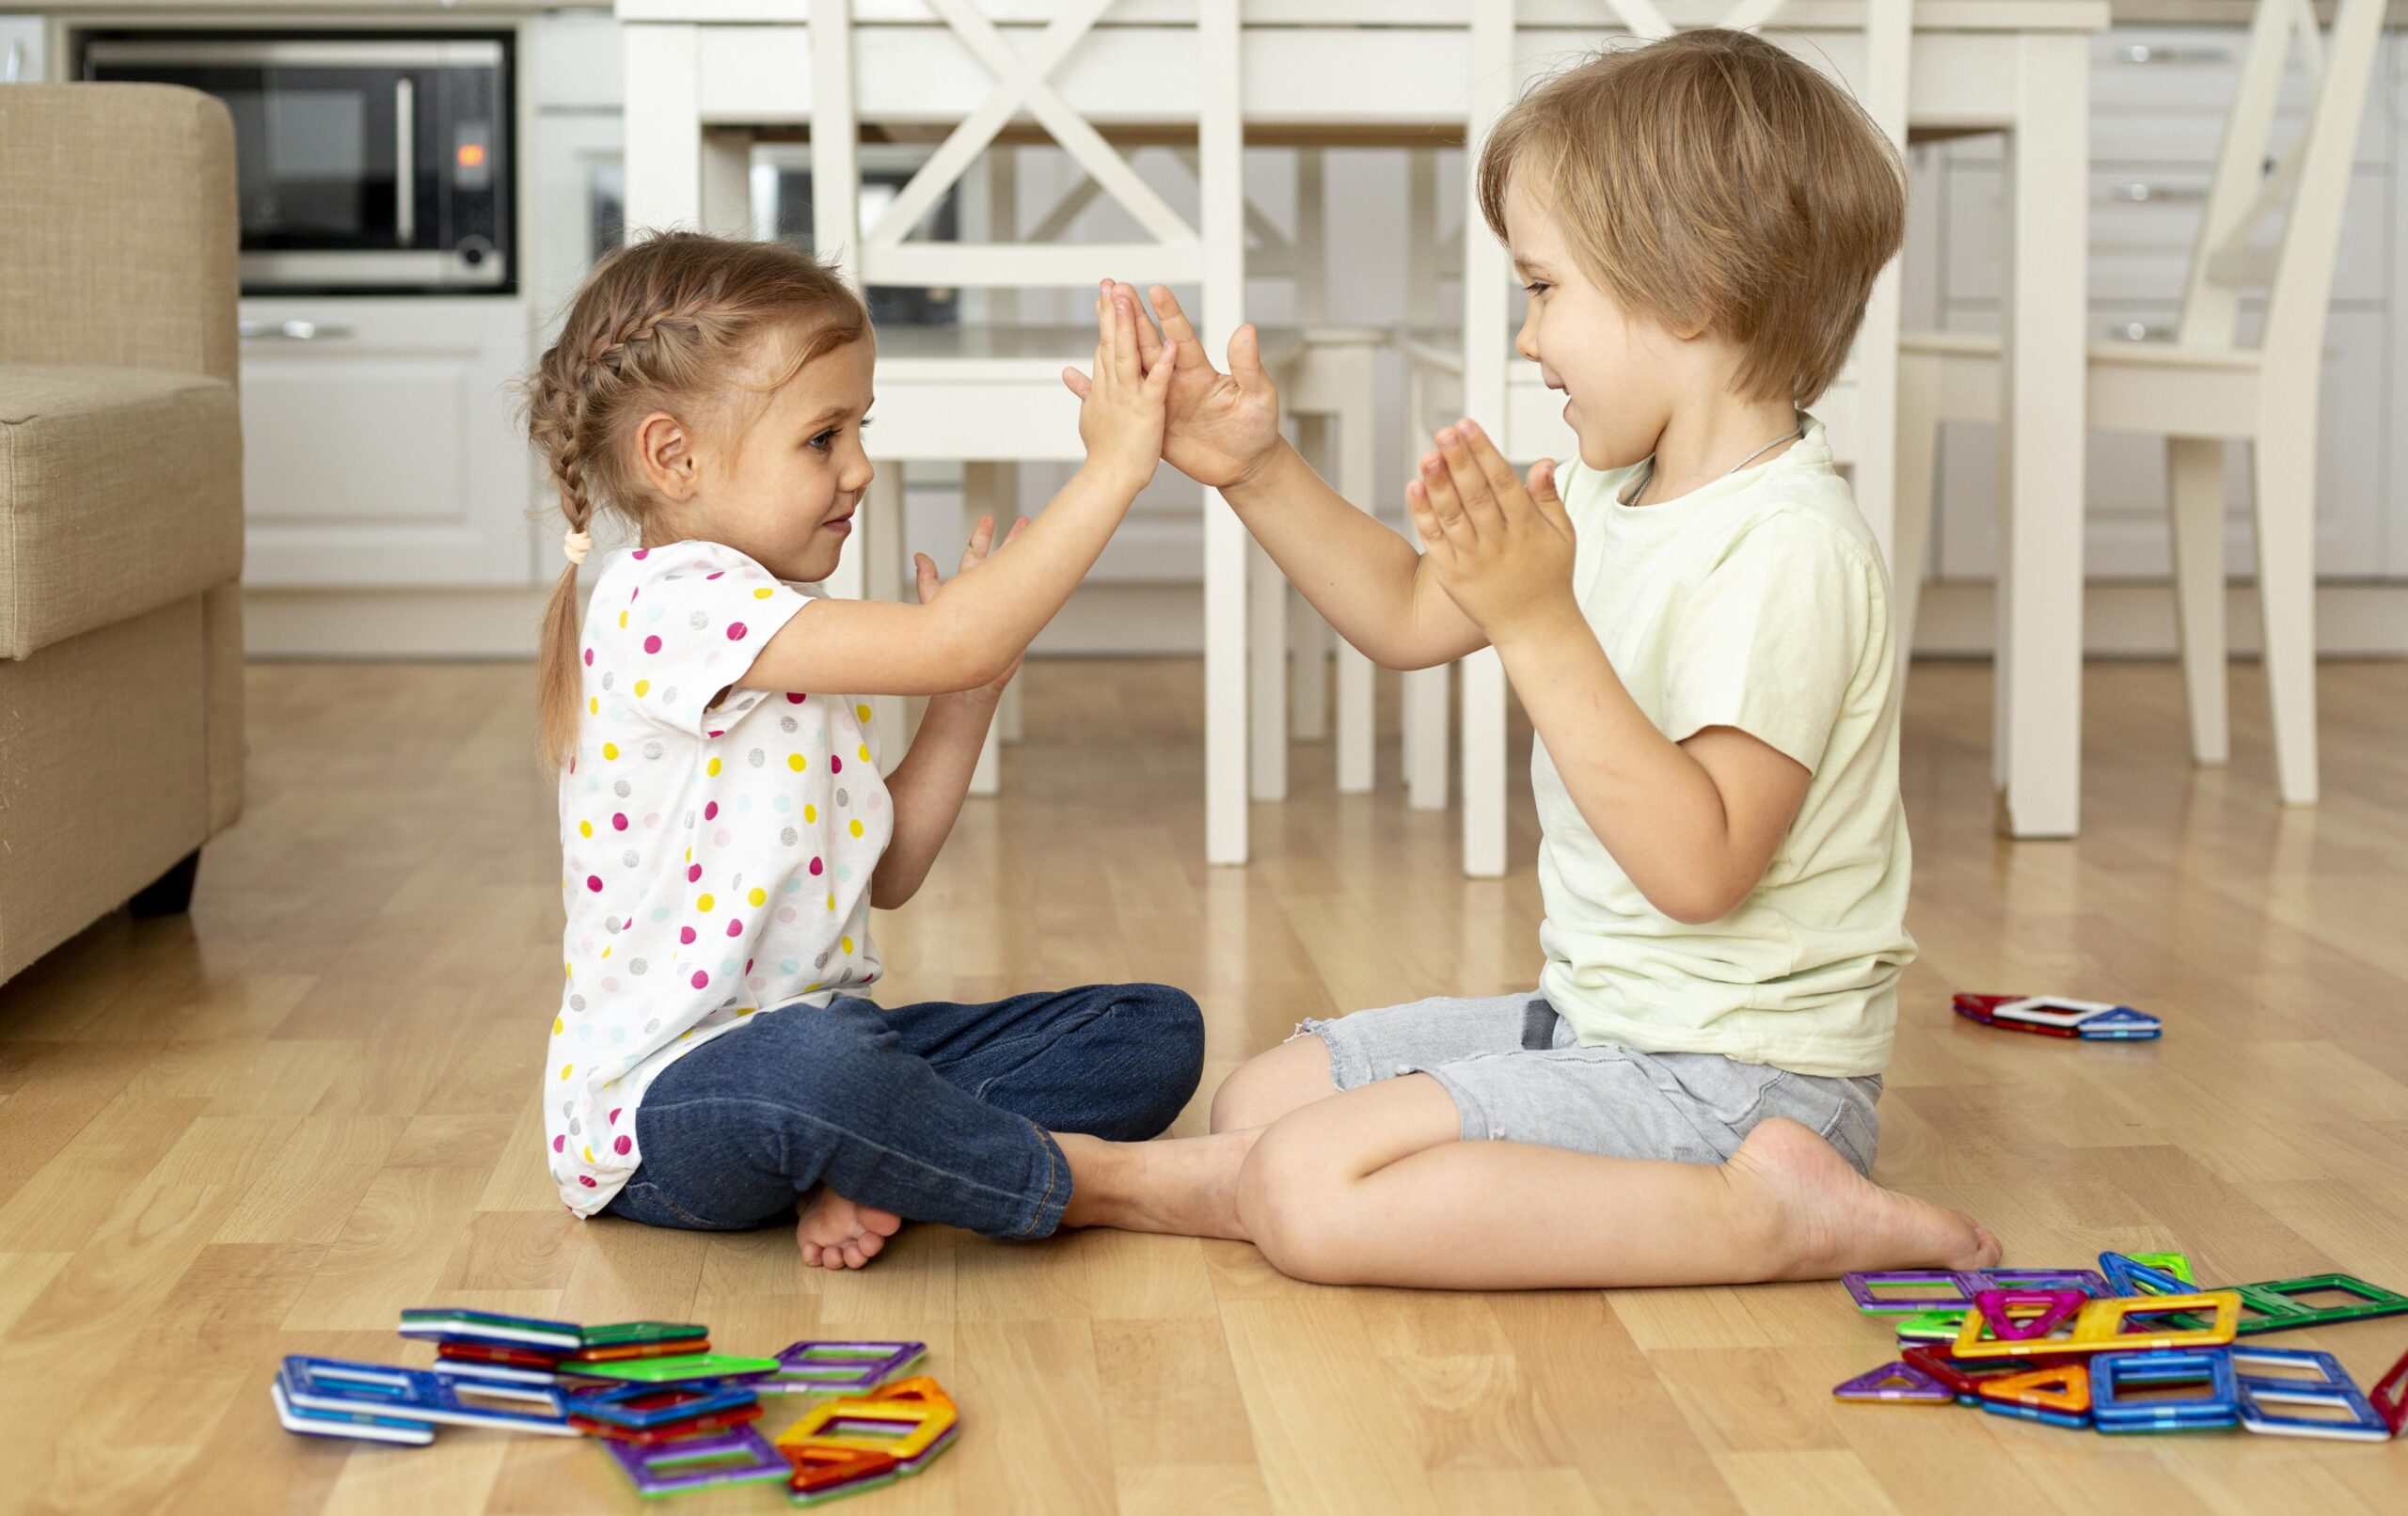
[1939,163,2390,308]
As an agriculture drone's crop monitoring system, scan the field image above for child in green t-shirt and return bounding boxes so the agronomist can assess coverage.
[1039,28,2002,1288]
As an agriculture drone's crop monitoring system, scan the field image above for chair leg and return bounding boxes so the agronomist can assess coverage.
[2250,422,2320,804]
[1333,357,1379,795]
[2165,435,2229,766]
[1460,648,1508,877]
[1248,537,1290,802]
[1290,413,1332,745]
[962,462,1010,796]
[863,466,909,762]
[1892,352,1940,692]
[1404,664,1450,810]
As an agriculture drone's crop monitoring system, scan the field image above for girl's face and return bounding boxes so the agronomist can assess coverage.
[1500,172,1683,474]
[641,330,878,584]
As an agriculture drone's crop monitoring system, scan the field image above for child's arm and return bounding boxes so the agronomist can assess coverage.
[1409,420,1811,925]
[1064,284,1486,672]
[869,517,1028,909]
[741,285,1172,699]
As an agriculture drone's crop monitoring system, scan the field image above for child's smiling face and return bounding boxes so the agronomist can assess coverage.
[1501,171,1682,475]
[642,329,878,584]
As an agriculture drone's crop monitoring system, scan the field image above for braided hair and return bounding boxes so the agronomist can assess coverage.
[519,231,866,773]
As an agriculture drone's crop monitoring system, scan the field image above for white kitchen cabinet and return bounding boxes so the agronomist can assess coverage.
[237,297,533,589]
[1,16,44,83]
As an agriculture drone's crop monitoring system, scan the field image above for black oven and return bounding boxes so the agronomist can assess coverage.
[80,31,514,294]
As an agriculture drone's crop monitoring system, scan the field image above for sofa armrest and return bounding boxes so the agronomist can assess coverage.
[0,84,238,384]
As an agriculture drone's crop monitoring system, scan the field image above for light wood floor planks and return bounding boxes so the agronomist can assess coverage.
[3,655,2406,1515]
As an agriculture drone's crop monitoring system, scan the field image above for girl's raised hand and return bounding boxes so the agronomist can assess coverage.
[914,513,1034,702]
[1069,280,1176,492]
[1063,284,1280,493]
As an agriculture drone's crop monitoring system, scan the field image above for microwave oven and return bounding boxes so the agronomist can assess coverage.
[81,31,514,295]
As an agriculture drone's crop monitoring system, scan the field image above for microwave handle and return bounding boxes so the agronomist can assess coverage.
[393,76,416,245]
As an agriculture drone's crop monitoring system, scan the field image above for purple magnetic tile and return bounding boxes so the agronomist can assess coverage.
[605,1425,790,1495]
[1833,1362,1954,1404]
[1843,1270,1985,1314]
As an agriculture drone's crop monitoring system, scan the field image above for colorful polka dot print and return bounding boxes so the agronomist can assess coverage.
[547,539,892,1217]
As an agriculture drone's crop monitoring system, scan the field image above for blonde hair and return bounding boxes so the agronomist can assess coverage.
[520,231,867,773]
[1476,27,1905,405]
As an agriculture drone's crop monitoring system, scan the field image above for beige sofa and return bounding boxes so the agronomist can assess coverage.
[0,84,246,982]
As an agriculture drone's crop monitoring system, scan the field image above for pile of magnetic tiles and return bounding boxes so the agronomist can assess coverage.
[272,1307,953,1503]
[1836,1252,2408,1440]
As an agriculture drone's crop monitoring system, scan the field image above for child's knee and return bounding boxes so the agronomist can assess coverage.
[1089,985,1205,1139]
[1233,1123,1354,1284]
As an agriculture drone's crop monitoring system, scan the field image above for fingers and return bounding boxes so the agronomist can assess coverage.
[958,514,995,575]
[1456,419,1526,507]
[1118,281,1164,370]
[913,551,940,605]
[1228,323,1267,387]
[1414,442,1476,546]
[1112,292,1144,387]
[1144,331,1177,394]
[1526,458,1573,533]
[1001,516,1032,549]
[1061,365,1092,400]
[1434,424,1505,535]
[1147,285,1208,370]
[1405,476,1459,576]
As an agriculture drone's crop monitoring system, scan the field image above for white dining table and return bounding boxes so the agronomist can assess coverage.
[616,0,2109,850]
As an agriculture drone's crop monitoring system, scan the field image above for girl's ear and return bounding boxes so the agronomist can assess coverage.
[633,410,701,501]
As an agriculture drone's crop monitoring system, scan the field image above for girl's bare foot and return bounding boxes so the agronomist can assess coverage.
[1727,1117,2003,1280]
[795,1187,903,1270]
[1055,1129,1259,1240]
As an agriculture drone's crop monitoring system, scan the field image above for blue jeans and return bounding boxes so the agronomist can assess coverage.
[603,984,1203,1240]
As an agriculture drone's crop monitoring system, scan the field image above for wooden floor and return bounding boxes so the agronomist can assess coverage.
[3,655,2406,1515]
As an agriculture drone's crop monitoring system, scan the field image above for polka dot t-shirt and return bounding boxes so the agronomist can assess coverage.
[547,539,893,1215]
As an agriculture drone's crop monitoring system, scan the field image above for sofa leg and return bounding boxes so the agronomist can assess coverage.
[129,848,202,917]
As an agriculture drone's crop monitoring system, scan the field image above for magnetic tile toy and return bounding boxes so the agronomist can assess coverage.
[1893,1310,1969,1344]
[1901,1345,2083,1407]
[2070,1291,2242,1351]
[2090,1349,2239,1432]
[2230,1347,2391,1441]
[1974,1362,2091,1429]
[280,1355,579,1436]
[580,1320,709,1350]
[2126,1253,2194,1286]
[570,1404,766,1444]
[433,1341,562,1370]
[1843,1271,1985,1315]
[757,1340,927,1396]
[270,1379,436,1446]
[2100,1252,2195,1300]
[2226,1273,2408,1334]
[1989,997,2127,1029]
[576,1352,783,1384]
[1832,1361,1954,1404]
[1973,1289,2088,1343]
[776,1382,958,1472]
[2369,1342,2407,1437]
[398,1308,582,1352]
[2076,1007,2162,1040]
[605,1425,793,1498]
[1981,1269,2110,1298]
[785,1445,903,1506]
[562,1337,712,1365]
[562,1379,759,1431]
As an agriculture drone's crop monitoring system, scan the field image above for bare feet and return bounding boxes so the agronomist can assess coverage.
[795,1188,903,1271]
[1727,1117,2003,1280]
[1054,1129,1259,1240]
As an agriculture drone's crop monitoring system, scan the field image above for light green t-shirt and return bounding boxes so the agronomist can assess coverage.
[1533,416,1913,1079]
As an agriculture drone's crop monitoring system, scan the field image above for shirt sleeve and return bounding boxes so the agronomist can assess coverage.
[603,542,814,739]
[1660,513,1877,775]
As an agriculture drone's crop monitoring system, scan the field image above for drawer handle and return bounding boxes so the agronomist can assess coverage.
[2105,322,2175,342]
[2115,43,2232,66]
[239,320,356,341]
[2105,182,2206,204]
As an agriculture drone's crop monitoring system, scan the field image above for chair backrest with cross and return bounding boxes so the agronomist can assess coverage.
[2173,0,2384,373]
[805,0,1255,860]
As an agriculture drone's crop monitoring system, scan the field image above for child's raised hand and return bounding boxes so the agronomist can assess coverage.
[913,513,1034,703]
[1064,283,1280,493]
[1406,418,1577,643]
[1069,281,1176,491]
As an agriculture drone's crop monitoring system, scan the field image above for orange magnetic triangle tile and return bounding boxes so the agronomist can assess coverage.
[1977,1363,2091,1413]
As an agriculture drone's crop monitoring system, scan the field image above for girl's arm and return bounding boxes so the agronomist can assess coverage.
[742,286,1172,699]
[1066,283,1486,671]
[1409,421,1810,924]
[869,518,1026,909]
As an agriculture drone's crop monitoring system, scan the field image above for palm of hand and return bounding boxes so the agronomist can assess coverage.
[1163,365,1277,490]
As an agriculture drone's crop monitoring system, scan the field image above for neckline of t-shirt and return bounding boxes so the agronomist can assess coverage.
[1605,415,1830,518]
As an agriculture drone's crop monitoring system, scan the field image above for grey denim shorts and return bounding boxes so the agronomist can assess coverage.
[1301,991,1881,1176]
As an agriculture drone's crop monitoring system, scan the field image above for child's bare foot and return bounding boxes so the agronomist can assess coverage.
[1728,1117,2003,1280]
[1055,1129,1259,1240]
[795,1188,902,1271]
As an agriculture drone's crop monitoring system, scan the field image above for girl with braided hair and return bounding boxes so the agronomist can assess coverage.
[523,231,1204,1268]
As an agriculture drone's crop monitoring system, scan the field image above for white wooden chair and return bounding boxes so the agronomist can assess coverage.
[1402,0,1910,876]
[805,0,1251,857]
[1893,0,2381,807]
